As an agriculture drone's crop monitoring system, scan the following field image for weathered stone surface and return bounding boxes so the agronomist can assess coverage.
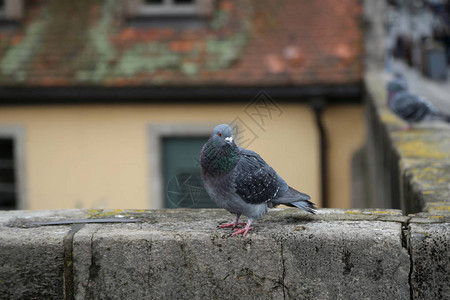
[0,209,88,227]
[0,210,89,299]
[0,209,114,299]
[400,159,450,215]
[0,215,71,299]
[2,209,449,299]
[360,70,450,300]
[360,71,450,215]
[409,223,450,300]
[72,209,410,300]
[75,227,285,299]
[280,221,410,299]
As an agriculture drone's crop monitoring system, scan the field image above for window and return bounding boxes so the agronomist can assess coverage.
[163,137,216,208]
[148,124,216,209]
[0,127,26,210]
[122,0,214,19]
[0,0,24,21]
[0,138,16,209]
[0,0,7,19]
[140,0,197,16]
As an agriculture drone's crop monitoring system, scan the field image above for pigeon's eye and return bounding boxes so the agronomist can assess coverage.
[218,132,222,137]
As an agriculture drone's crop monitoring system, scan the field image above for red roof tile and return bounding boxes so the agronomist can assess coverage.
[0,0,363,88]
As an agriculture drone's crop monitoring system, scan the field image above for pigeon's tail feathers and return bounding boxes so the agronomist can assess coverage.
[429,111,450,123]
[291,200,316,214]
[441,113,450,123]
[277,186,310,202]
[274,187,316,214]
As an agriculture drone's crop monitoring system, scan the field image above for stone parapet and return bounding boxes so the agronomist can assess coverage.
[1,208,448,299]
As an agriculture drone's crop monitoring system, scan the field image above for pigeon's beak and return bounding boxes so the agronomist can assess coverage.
[225,136,233,144]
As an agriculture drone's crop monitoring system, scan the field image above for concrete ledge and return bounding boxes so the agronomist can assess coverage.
[1,208,448,299]
[360,71,450,215]
[351,72,450,299]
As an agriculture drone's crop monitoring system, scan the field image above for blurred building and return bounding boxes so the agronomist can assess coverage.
[0,0,364,210]
[386,0,450,80]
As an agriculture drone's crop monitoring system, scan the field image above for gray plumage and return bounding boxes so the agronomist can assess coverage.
[200,124,315,236]
[387,75,450,124]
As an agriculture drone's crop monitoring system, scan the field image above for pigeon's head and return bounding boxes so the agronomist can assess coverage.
[201,124,239,173]
[387,75,408,96]
[210,124,235,147]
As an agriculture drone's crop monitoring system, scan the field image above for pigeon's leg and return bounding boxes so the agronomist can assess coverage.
[232,219,254,237]
[401,124,412,131]
[218,214,245,228]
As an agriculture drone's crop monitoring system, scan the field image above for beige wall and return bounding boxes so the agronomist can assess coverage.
[0,102,364,210]
[324,105,366,208]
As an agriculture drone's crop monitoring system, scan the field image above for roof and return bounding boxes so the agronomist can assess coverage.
[0,0,363,89]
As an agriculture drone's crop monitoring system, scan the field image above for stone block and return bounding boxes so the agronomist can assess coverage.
[409,222,450,299]
[72,209,410,299]
[0,224,68,299]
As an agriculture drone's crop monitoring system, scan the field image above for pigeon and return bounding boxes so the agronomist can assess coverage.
[200,124,315,237]
[387,74,450,128]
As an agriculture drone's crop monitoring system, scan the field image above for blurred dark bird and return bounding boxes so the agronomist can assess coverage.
[200,124,315,237]
[387,74,450,129]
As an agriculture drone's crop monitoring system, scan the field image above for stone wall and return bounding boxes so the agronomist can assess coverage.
[0,208,448,299]
[349,71,449,299]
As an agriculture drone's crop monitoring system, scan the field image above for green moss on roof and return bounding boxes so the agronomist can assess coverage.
[76,0,251,82]
[0,10,48,81]
[0,0,363,87]
[79,0,117,82]
[206,34,248,70]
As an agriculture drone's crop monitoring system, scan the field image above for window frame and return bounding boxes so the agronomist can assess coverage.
[0,0,24,21]
[0,1,5,19]
[147,123,213,209]
[0,126,27,210]
[140,0,198,16]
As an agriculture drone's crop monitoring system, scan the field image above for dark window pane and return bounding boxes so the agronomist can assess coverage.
[0,168,15,183]
[144,0,163,4]
[162,137,216,208]
[0,191,15,209]
[174,0,194,4]
[0,139,13,159]
[0,138,17,209]
[0,138,16,210]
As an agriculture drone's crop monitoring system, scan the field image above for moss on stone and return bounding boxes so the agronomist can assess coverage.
[396,139,447,159]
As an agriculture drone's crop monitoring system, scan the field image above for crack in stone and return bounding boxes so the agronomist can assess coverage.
[63,223,84,300]
[86,228,101,299]
[280,238,287,300]
[401,222,413,300]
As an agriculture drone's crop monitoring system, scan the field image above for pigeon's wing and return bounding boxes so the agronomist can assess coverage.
[415,96,450,121]
[391,92,431,122]
[233,148,286,205]
[412,93,439,111]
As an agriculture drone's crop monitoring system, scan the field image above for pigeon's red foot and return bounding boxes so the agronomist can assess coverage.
[232,226,254,237]
[218,222,245,228]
